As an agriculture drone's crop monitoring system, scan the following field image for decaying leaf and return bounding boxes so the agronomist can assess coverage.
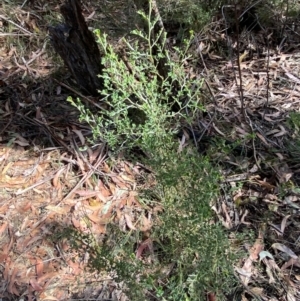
[272,243,298,259]
[281,258,300,270]
[124,213,136,230]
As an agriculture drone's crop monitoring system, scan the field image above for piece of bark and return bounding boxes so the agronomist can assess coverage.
[49,0,103,96]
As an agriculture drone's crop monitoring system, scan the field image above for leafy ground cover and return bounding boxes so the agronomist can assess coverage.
[1,0,300,300]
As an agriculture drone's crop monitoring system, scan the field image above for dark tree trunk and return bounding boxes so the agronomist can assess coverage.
[49,0,103,96]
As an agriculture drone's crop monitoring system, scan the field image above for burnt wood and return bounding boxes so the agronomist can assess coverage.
[49,0,103,96]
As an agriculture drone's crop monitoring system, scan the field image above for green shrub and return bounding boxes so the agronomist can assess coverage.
[156,0,217,31]
[67,3,237,300]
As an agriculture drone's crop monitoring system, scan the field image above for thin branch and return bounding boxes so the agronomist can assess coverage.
[233,3,245,118]
[0,33,32,36]
[0,14,33,35]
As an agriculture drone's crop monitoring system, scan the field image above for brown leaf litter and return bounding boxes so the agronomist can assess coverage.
[0,142,155,300]
[1,1,300,300]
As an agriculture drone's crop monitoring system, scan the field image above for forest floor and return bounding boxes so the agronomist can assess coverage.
[1,1,300,301]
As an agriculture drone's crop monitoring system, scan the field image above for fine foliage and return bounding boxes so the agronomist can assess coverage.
[67,4,237,300]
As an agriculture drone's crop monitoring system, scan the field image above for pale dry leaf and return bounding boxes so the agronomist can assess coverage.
[35,106,44,120]
[89,145,103,163]
[35,258,44,278]
[272,243,298,259]
[282,102,292,109]
[37,271,59,283]
[280,215,290,234]
[122,161,134,175]
[245,81,255,91]
[56,85,61,95]
[240,235,264,285]
[294,274,300,280]
[281,257,300,270]
[266,129,280,136]
[22,235,43,250]
[87,209,103,224]
[211,205,231,229]
[98,179,111,197]
[208,52,222,60]
[256,133,270,147]
[75,189,99,197]
[1,161,13,174]
[52,167,65,189]
[255,179,275,190]
[196,41,206,53]
[41,296,59,301]
[127,190,140,207]
[236,126,248,136]
[136,238,153,259]
[8,281,20,296]
[264,116,275,122]
[111,175,124,186]
[235,266,252,277]
[9,267,20,294]
[3,259,10,281]
[284,196,300,209]
[177,134,186,153]
[0,221,8,234]
[264,194,278,201]
[86,10,96,20]
[75,156,86,173]
[276,152,284,160]
[78,218,89,232]
[212,123,226,136]
[233,190,243,202]
[29,278,44,292]
[71,216,81,229]
[282,66,300,84]
[72,129,85,145]
[124,213,136,230]
[249,287,264,296]
[220,92,237,99]
[46,205,68,215]
[257,76,265,86]
[140,214,152,232]
[90,222,108,235]
[13,135,30,147]
[241,210,251,225]
[67,259,81,275]
[119,173,135,183]
[96,190,110,203]
[286,290,296,301]
[265,258,281,273]
[0,235,14,262]
[265,264,276,284]
[102,162,111,173]
[221,202,232,228]
[283,275,295,287]
[239,258,254,286]
[241,292,249,301]
[101,200,113,215]
[249,164,259,173]
[273,125,287,137]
